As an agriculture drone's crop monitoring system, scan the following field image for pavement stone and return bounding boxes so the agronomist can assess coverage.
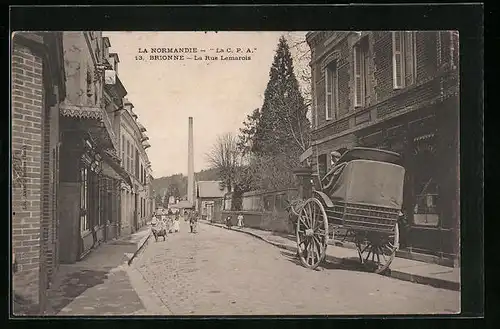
[44,233,148,316]
[205,221,460,291]
[131,220,460,315]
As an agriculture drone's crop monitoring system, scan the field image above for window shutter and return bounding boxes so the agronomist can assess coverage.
[325,68,332,120]
[364,50,371,105]
[334,68,339,119]
[392,32,403,89]
[354,46,362,107]
[404,32,415,86]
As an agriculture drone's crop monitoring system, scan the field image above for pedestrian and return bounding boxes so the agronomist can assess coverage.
[237,213,244,228]
[225,215,233,229]
[189,211,198,233]
[173,214,180,233]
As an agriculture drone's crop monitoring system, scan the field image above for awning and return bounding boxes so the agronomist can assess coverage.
[60,103,120,152]
[98,148,133,188]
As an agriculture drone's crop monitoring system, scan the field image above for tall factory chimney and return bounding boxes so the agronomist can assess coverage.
[187,117,194,206]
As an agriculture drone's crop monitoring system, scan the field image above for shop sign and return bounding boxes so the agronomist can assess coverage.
[105,70,116,85]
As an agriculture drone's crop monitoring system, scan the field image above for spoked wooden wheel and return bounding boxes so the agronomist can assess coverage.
[296,198,329,270]
[356,222,400,274]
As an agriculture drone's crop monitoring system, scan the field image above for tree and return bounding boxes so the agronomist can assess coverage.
[283,32,312,111]
[154,193,163,208]
[238,108,261,155]
[252,36,311,157]
[205,133,241,193]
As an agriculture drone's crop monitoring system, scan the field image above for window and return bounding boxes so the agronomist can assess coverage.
[80,167,89,233]
[86,66,93,97]
[135,149,140,178]
[121,136,125,166]
[325,61,339,120]
[353,38,370,107]
[126,140,131,172]
[392,31,417,89]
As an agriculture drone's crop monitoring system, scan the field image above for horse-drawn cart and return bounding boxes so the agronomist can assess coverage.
[288,147,405,274]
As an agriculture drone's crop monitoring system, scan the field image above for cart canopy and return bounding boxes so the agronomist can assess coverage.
[336,147,402,166]
[328,159,405,209]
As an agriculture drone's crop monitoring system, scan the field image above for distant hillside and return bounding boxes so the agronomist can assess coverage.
[152,168,220,197]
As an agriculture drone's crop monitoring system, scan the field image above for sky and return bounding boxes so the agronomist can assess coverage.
[104,31,308,178]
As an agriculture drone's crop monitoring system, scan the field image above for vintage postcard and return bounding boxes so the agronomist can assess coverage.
[11,30,460,316]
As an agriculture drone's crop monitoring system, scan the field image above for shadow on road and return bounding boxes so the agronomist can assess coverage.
[279,250,374,273]
[47,269,108,314]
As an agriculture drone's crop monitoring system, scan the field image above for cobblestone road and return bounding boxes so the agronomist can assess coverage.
[132,220,460,315]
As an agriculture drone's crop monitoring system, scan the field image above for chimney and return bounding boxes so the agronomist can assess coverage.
[187,117,194,206]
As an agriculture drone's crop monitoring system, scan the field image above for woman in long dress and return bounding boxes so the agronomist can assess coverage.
[173,213,180,233]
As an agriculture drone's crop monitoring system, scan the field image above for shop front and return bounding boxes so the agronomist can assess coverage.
[78,142,103,258]
[356,97,459,266]
[59,114,130,263]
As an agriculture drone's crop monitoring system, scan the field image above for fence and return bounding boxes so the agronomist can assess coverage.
[218,188,299,234]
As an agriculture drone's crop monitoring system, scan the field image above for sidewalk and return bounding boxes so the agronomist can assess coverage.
[42,226,153,316]
[203,221,460,291]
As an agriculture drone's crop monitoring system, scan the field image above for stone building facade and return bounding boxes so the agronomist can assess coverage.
[119,98,153,235]
[306,31,459,266]
[58,31,132,264]
[11,32,66,313]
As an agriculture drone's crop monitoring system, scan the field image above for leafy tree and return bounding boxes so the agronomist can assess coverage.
[252,36,310,157]
[237,36,311,190]
[238,108,261,155]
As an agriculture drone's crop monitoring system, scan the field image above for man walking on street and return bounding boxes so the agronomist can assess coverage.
[189,211,198,233]
[237,213,244,228]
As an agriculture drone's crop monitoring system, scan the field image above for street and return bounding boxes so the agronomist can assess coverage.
[132,220,460,315]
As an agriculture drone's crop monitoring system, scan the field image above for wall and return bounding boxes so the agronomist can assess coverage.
[219,211,294,234]
[62,32,103,108]
[11,43,44,304]
[219,189,299,234]
[58,183,80,263]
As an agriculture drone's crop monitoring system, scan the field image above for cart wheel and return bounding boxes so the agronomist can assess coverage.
[356,222,400,274]
[296,198,329,270]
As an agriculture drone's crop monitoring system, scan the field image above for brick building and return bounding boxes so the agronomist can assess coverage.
[195,181,227,222]
[306,31,459,265]
[11,32,66,313]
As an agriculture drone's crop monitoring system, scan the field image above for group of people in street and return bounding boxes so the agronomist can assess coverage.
[151,209,183,241]
[225,213,245,229]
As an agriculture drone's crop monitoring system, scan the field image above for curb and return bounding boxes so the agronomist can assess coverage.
[127,233,152,266]
[202,222,460,292]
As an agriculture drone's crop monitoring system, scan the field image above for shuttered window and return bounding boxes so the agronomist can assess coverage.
[392,31,417,89]
[121,135,125,167]
[325,61,339,120]
[353,37,370,108]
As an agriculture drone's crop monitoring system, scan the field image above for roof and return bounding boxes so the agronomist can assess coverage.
[197,181,225,198]
[109,52,120,63]
[171,200,194,209]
